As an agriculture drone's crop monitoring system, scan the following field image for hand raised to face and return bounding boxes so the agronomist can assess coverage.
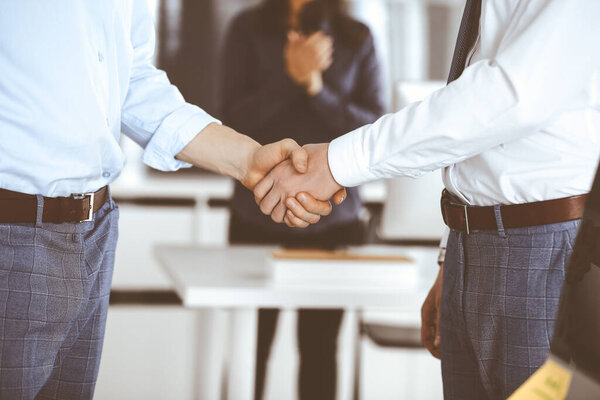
[285,31,333,89]
[253,143,345,225]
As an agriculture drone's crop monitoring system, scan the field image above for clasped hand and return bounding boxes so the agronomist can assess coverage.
[285,31,333,96]
[176,124,344,227]
[253,143,346,228]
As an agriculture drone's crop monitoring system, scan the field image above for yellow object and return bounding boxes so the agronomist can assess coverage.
[508,359,573,400]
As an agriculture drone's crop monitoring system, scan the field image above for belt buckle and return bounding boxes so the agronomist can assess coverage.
[441,192,470,235]
[72,192,95,222]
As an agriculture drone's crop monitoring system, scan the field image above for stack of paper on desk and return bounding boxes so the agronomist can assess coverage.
[269,248,418,288]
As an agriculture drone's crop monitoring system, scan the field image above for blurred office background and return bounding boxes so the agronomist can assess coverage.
[96,0,464,399]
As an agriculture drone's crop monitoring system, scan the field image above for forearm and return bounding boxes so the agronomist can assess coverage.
[176,123,259,183]
[328,2,600,187]
[334,60,523,186]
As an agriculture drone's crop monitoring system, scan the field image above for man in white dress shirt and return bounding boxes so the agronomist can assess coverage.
[0,2,344,398]
[253,0,600,398]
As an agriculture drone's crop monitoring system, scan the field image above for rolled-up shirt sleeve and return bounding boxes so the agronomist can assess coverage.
[328,0,600,187]
[120,0,220,171]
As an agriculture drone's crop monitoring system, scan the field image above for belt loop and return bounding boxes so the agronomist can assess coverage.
[107,186,114,210]
[463,204,470,235]
[35,195,44,227]
[493,204,506,238]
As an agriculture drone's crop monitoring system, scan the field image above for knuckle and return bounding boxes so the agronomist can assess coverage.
[282,138,296,148]
[288,201,300,214]
[260,202,271,215]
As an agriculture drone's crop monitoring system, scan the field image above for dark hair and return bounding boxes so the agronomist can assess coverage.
[255,0,368,48]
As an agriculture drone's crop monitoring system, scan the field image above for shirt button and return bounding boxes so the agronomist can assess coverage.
[98,51,104,62]
[102,172,111,178]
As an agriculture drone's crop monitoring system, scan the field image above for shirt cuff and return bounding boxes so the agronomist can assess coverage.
[328,127,378,187]
[437,248,446,267]
[142,104,221,171]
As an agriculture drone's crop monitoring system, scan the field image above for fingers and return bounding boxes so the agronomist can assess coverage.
[306,31,332,48]
[296,192,333,216]
[285,197,322,224]
[305,31,323,44]
[258,190,281,216]
[287,30,301,43]
[332,189,347,205]
[434,301,441,349]
[420,291,441,359]
[319,55,333,71]
[316,50,333,71]
[434,282,442,350]
[275,138,304,168]
[306,32,333,71]
[315,39,333,63]
[285,209,310,228]
[420,299,436,358]
[271,202,287,224]
[254,174,274,205]
[280,192,334,228]
[283,214,295,228]
[290,147,308,174]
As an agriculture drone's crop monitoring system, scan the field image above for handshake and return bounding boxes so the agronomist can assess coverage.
[242,139,346,228]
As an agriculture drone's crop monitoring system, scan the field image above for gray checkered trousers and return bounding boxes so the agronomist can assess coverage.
[440,204,579,399]
[0,196,119,399]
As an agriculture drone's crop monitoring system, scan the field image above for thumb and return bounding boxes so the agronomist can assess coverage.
[291,148,308,173]
[332,188,347,205]
[275,138,307,173]
[288,30,300,43]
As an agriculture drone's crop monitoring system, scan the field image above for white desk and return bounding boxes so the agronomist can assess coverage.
[156,245,438,400]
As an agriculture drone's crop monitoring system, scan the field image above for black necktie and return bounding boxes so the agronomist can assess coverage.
[447,0,482,83]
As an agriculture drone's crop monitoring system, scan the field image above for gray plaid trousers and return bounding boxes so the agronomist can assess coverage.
[440,218,579,400]
[0,198,119,400]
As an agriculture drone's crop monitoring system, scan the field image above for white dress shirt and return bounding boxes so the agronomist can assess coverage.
[328,0,600,206]
[0,0,219,197]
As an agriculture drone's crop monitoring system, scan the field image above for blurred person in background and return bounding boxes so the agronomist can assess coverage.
[220,0,384,398]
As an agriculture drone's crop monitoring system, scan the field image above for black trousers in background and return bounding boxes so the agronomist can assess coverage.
[228,212,366,400]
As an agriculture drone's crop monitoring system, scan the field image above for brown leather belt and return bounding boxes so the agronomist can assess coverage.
[0,186,109,224]
[441,190,587,234]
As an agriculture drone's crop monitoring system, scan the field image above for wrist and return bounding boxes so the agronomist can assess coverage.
[323,143,343,190]
[285,62,309,87]
[306,73,323,96]
[177,123,260,182]
[320,143,343,192]
[235,138,262,185]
